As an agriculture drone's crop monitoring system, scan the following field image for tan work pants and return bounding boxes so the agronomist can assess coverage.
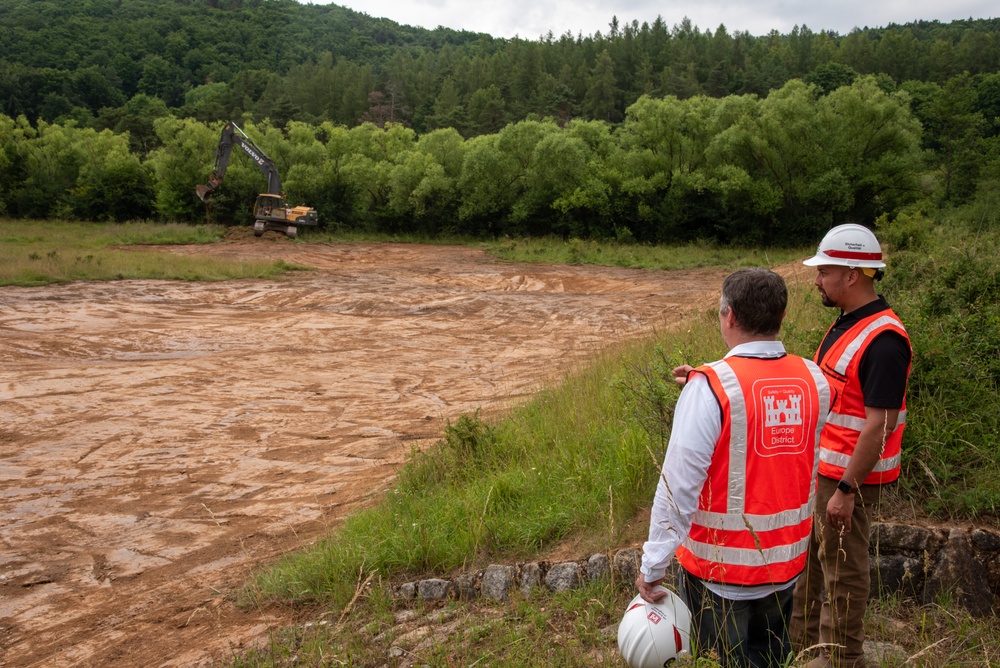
[789,476,881,668]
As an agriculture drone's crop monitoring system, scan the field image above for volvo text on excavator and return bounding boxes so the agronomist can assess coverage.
[196,121,318,238]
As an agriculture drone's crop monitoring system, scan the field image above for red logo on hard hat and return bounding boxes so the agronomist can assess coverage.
[647,610,662,625]
[824,249,882,261]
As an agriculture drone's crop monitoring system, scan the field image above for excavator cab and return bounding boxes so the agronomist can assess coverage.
[251,194,319,238]
[253,194,289,237]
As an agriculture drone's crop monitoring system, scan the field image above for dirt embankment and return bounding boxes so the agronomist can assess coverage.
[0,240,730,667]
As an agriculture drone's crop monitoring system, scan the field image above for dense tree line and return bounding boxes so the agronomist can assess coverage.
[2,0,1000,137]
[3,77,956,244]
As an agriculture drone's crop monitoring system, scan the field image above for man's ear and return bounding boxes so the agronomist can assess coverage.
[724,308,738,330]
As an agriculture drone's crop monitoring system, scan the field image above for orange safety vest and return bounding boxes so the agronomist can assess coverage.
[675,354,831,586]
[815,308,911,485]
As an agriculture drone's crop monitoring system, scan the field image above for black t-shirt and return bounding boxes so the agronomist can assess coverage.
[816,297,911,409]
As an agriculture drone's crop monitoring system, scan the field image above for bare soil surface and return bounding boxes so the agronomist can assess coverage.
[0,238,730,667]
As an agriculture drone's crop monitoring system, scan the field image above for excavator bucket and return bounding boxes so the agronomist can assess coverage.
[196,184,215,202]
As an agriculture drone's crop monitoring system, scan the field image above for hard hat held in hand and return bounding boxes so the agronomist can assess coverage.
[803,224,886,269]
[617,587,692,668]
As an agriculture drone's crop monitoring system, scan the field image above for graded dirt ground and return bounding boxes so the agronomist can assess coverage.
[0,239,731,667]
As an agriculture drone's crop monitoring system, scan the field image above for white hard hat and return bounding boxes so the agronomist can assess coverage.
[803,224,886,269]
[617,587,693,668]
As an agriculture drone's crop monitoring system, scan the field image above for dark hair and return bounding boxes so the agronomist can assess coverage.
[719,268,787,336]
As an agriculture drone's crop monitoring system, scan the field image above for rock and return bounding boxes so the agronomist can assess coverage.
[454,572,478,600]
[393,609,420,624]
[864,640,907,665]
[397,582,417,600]
[613,548,641,584]
[971,528,1000,551]
[587,553,610,582]
[545,562,580,593]
[600,623,619,639]
[417,578,453,601]
[520,562,542,597]
[872,554,923,598]
[873,522,943,554]
[924,529,995,616]
[482,564,516,601]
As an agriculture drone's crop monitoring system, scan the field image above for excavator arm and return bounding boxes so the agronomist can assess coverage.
[196,121,282,202]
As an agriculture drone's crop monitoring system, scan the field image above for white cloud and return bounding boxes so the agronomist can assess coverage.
[307,0,996,39]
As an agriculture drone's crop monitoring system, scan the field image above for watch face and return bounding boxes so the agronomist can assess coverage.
[837,480,852,494]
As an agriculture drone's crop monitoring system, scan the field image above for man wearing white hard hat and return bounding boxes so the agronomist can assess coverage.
[636,268,833,667]
[790,224,912,668]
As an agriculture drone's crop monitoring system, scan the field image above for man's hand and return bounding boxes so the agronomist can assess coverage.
[826,489,855,533]
[672,365,693,385]
[636,575,667,603]
[827,406,899,534]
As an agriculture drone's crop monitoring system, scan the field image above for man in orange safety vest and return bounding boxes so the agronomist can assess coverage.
[638,268,833,667]
[790,224,912,668]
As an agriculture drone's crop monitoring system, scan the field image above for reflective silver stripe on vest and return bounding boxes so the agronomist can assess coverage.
[819,447,901,472]
[827,408,907,432]
[682,534,811,567]
[805,359,831,451]
[692,501,812,532]
[709,360,747,513]
[805,360,828,504]
[832,315,904,375]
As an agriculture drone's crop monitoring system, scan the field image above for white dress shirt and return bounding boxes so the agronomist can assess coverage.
[640,340,798,601]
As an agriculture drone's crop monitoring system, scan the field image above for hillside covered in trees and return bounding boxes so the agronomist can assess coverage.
[3,0,1000,135]
[0,0,999,243]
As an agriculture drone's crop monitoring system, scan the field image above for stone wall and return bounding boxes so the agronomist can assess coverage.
[394,522,1000,617]
[873,522,1000,616]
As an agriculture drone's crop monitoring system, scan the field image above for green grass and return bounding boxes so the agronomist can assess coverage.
[249,352,668,606]
[0,219,304,285]
[298,230,810,270]
[225,584,1000,667]
[481,236,809,270]
[875,212,1000,520]
[229,581,637,667]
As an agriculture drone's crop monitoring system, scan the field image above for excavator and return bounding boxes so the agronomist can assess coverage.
[196,121,318,238]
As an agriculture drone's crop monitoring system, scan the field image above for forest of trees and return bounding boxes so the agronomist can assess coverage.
[3,0,1000,134]
[1,0,999,243]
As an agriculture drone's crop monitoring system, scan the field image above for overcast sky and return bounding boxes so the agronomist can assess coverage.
[307,0,996,40]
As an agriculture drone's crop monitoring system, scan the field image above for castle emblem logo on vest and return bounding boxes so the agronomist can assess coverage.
[753,379,811,455]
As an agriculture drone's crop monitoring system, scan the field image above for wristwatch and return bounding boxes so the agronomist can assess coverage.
[837,480,856,495]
